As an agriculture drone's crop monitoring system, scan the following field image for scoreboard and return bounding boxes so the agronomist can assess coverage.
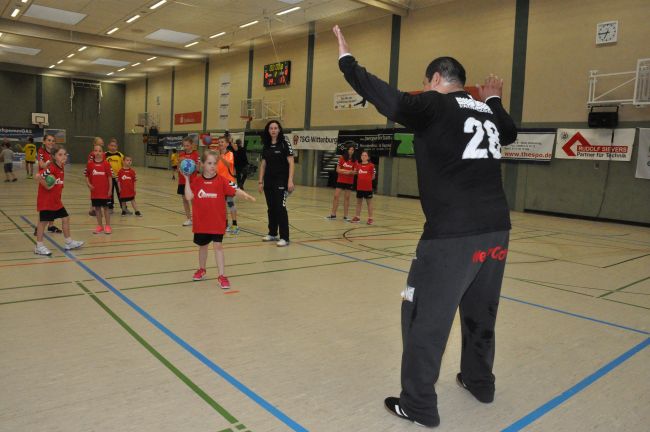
[264,60,291,87]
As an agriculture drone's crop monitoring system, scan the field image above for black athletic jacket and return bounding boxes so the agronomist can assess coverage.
[339,55,517,239]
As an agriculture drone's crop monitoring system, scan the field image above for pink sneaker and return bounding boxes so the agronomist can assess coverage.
[193,268,206,281]
[367,218,374,225]
[351,216,361,223]
[104,225,112,234]
[217,275,231,289]
[93,225,104,234]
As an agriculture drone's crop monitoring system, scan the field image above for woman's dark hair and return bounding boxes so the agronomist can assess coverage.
[342,142,357,162]
[262,120,285,146]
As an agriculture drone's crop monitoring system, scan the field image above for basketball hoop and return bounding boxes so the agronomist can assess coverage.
[37,122,44,129]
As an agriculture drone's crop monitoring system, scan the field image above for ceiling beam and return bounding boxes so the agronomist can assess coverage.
[351,0,409,17]
[0,18,206,61]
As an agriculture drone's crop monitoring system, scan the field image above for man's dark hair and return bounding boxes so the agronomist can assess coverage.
[425,57,466,86]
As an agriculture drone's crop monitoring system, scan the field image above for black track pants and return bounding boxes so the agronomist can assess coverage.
[399,230,510,425]
[264,186,289,241]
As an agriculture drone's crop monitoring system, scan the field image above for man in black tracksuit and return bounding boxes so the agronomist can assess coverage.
[333,26,517,427]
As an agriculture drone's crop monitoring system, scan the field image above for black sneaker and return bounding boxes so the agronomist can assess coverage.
[135,211,142,217]
[121,210,127,216]
[48,226,62,233]
[456,373,494,403]
[325,215,337,220]
[384,397,439,428]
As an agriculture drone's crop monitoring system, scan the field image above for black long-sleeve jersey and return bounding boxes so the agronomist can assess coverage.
[339,55,518,239]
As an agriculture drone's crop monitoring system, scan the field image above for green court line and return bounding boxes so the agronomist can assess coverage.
[508,277,610,291]
[603,253,650,269]
[74,281,244,427]
[507,277,596,298]
[116,259,359,291]
[0,209,36,245]
[599,276,650,299]
[601,297,650,311]
[0,293,84,306]
[0,279,94,292]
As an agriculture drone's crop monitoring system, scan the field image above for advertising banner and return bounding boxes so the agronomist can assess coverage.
[555,129,635,161]
[501,133,555,161]
[337,130,394,156]
[287,130,338,151]
[636,128,650,180]
[334,91,368,110]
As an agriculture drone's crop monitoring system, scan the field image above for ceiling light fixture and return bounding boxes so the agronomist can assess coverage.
[57,59,64,64]
[150,0,167,9]
[11,8,21,18]
[117,68,125,72]
[184,41,198,47]
[239,20,259,29]
[78,46,87,52]
[107,72,114,76]
[276,6,301,15]
[126,14,140,23]
[106,27,119,35]
[147,56,157,61]
[21,0,29,3]
[131,62,141,67]
[49,65,55,69]
[209,31,226,39]
[67,53,74,58]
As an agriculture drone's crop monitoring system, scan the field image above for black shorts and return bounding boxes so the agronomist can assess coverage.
[91,199,110,208]
[336,182,354,190]
[120,196,134,202]
[40,207,68,222]
[356,190,373,199]
[26,161,35,165]
[4,163,12,173]
[172,165,178,170]
[177,184,185,195]
[193,233,224,246]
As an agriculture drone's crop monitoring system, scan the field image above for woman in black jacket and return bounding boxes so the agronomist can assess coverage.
[257,121,295,247]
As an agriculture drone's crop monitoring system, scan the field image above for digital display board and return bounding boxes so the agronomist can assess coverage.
[264,60,291,87]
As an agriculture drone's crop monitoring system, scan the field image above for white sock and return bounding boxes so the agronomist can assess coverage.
[65,237,72,244]
[36,241,44,247]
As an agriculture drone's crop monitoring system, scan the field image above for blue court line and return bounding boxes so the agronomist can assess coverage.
[299,242,649,336]
[22,216,308,432]
[500,295,649,336]
[501,337,650,431]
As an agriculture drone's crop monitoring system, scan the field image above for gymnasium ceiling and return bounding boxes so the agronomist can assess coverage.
[0,0,449,83]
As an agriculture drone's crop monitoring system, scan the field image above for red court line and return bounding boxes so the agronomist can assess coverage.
[0,236,390,269]
[223,290,239,295]
[87,237,160,244]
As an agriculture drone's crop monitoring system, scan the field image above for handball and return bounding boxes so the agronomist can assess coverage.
[45,175,56,187]
[180,158,196,176]
[203,135,212,145]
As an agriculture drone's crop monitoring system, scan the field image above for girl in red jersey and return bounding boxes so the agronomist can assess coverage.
[34,144,84,256]
[178,137,201,226]
[326,143,357,221]
[183,150,255,289]
[86,137,104,217]
[85,144,113,234]
[118,156,141,217]
[35,133,62,234]
[351,150,376,225]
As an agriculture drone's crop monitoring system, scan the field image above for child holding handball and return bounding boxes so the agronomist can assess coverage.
[183,150,255,289]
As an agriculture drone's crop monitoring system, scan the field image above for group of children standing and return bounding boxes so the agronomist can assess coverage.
[85,137,141,235]
[327,145,377,225]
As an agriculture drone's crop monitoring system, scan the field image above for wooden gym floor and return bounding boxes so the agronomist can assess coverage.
[1,164,648,432]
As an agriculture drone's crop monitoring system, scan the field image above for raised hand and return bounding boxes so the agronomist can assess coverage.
[332,25,350,58]
[477,74,503,101]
